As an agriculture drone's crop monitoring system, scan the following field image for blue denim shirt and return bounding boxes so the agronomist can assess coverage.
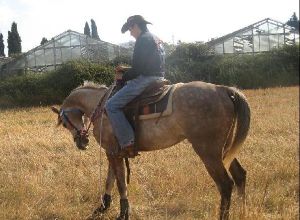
[123,31,165,81]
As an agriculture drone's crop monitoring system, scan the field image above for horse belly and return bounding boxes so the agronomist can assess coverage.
[138,116,185,151]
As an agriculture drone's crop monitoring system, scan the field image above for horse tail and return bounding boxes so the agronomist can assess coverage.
[223,87,251,167]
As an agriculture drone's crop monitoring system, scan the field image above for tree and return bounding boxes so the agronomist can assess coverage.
[91,19,100,40]
[0,33,5,56]
[84,22,91,37]
[286,12,300,31]
[40,37,48,45]
[7,22,22,57]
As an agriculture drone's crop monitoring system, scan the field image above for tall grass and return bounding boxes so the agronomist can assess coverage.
[0,86,298,219]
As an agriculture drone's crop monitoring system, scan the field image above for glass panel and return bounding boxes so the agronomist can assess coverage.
[80,35,88,46]
[233,36,244,53]
[35,49,45,66]
[27,53,35,67]
[61,47,72,62]
[13,58,25,69]
[87,37,98,45]
[278,35,284,45]
[71,47,81,58]
[80,46,89,58]
[253,35,260,52]
[241,30,252,36]
[256,23,268,34]
[59,35,71,47]
[70,34,80,46]
[269,35,278,49]
[268,23,279,34]
[214,43,223,54]
[55,48,62,64]
[223,39,233,53]
[44,42,54,48]
[44,49,54,65]
[259,35,269,51]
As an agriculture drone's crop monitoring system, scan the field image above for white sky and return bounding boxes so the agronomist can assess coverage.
[0,0,299,54]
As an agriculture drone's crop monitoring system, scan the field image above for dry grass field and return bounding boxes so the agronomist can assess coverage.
[0,86,298,220]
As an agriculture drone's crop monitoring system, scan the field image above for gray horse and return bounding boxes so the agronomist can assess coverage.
[51,81,250,220]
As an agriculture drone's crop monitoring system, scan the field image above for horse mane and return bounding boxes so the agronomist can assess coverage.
[72,81,108,92]
[61,81,107,107]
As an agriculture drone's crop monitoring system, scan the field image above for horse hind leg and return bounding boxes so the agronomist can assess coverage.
[191,143,234,220]
[229,158,246,208]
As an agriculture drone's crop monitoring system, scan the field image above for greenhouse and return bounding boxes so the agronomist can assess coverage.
[0,30,132,75]
[1,18,299,76]
[207,18,299,54]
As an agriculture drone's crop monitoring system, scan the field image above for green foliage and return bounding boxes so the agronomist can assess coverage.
[91,19,100,40]
[7,22,22,57]
[84,22,91,37]
[112,55,132,66]
[0,33,5,56]
[286,12,300,31]
[0,42,298,107]
[166,43,299,89]
[0,59,114,107]
[40,37,48,45]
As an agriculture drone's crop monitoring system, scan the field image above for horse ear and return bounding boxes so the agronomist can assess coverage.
[51,106,60,115]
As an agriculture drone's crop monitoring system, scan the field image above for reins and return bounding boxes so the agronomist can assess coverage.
[89,84,131,185]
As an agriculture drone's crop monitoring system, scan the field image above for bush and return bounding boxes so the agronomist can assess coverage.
[165,44,299,88]
[0,59,114,107]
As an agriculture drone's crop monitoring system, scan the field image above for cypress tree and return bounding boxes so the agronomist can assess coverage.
[0,33,5,57]
[286,12,300,31]
[91,19,100,40]
[40,37,48,45]
[84,22,91,37]
[7,22,22,57]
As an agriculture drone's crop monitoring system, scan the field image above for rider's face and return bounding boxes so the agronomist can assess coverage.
[129,24,141,39]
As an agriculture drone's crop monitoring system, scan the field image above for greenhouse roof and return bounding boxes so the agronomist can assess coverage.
[207,18,299,54]
[1,30,132,74]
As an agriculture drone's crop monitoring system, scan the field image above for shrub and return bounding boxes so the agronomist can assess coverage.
[0,59,114,107]
[166,44,299,88]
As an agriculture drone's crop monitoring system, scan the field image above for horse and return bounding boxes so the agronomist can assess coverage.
[51,80,250,220]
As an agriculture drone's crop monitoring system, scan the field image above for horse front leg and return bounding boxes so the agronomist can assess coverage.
[93,158,116,214]
[108,156,130,220]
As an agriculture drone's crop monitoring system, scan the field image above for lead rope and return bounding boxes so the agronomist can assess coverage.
[96,84,116,203]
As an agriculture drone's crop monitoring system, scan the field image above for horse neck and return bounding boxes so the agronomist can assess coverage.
[64,87,107,117]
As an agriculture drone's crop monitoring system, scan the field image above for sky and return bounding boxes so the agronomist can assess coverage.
[0,0,299,55]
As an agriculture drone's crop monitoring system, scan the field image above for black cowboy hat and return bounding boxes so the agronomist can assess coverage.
[121,15,152,33]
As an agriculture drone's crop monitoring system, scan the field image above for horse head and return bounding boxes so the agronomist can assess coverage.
[51,82,108,150]
[51,106,90,150]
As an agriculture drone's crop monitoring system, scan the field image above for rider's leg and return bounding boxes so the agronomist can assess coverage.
[105,75,162,149]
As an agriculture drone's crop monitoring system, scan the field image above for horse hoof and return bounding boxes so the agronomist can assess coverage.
[116,215,129,220]
[117,199,129,220]
[93,194,112,214]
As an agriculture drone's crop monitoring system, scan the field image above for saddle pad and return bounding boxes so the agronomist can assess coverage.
[138,83,178,120]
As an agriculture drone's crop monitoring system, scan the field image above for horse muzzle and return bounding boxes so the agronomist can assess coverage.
[74,131,89,150]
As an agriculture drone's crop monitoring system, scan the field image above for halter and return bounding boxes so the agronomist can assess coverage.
[59,84,115,139]
[60,108,85,136]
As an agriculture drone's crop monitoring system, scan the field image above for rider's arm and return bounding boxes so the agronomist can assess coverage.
[123,34,154,81]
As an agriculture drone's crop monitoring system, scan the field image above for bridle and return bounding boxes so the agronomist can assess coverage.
[59,108,87,138]
[59,84,116,142]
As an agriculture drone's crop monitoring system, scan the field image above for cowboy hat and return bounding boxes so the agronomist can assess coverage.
[121,15,152,33]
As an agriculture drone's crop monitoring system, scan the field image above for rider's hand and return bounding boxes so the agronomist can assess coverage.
[115,65,125,73]
[115,72,123,80]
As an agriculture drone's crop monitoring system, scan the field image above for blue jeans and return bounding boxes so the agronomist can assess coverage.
[105,75,164,148]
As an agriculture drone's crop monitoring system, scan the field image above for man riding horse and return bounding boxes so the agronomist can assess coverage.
[105,15,165,158]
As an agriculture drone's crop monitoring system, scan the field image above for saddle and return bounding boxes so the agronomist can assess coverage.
[124,79,172,117]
